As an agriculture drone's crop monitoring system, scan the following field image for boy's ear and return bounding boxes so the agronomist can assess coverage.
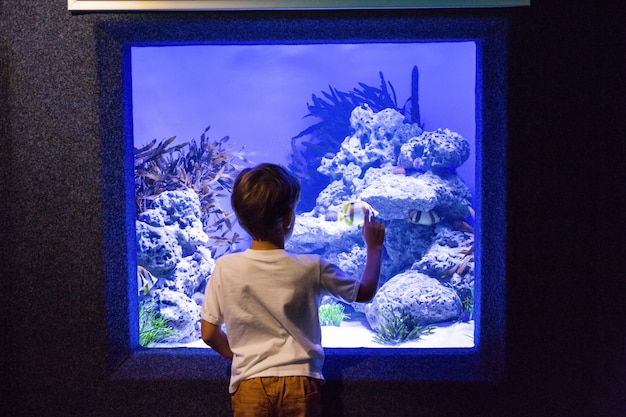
[283,209,295,229]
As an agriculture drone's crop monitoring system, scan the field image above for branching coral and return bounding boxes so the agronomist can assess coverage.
[135,126,250,257]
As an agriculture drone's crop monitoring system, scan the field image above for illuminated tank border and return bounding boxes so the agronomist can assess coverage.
[98,12,506,382]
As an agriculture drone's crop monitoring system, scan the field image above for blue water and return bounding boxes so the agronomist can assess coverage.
[132,42,475,195]
[132,42,477,348]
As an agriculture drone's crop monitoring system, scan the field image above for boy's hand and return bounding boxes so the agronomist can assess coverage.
[362,209,385,248]
[356,209,385,302]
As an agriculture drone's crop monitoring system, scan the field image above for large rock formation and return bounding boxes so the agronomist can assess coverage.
[287,105,475,331]
[136,189,215,343]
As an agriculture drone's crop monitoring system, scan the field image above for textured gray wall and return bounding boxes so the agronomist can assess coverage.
[1,2,625,417]
[1,5,106,415]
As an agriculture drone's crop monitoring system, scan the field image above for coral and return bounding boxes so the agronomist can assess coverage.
[136,190,216,344]
[136,220,182,276]
[442,205,475,278]
[289,100,475,297]
[156,288,202,343]
[319,301,349,326]
[359,170,471,220]
[135,126,250,258]
[318,105,406,180]
[372,305,434,345]
[291,71,402,159]
[289,70,420,210]
[136,189,213,278]
[135,127,249,345]
[366,271,463,328]
[168,246,215,298]
[139,69,476,347]
[139,301,178,346]
[397,128,470,172]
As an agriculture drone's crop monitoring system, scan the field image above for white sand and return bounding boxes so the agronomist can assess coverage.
[168,320,474,349]
[321,320,474,348]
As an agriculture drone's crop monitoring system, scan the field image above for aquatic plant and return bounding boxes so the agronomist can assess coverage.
[372,305,434,345]
[289,68,421,209]
[319,301,349,326]
[139,301,178,346]
[460,287,474,322]
[135,126,250,257]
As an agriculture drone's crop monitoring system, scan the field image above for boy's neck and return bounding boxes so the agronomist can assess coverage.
[250,239,284,250]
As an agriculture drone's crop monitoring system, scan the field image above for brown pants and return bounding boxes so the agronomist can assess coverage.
[231,376,322,417]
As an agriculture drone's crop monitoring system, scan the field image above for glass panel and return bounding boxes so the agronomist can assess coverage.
[132,42,477,349]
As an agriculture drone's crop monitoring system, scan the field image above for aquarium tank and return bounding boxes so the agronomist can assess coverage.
[131,42,478,350]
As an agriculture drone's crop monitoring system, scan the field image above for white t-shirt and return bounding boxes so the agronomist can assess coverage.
[201,249,360,393]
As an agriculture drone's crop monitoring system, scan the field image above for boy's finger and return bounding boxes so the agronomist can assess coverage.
[363,209,370,225]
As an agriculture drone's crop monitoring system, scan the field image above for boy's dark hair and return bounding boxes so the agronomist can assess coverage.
[231,163,301,242]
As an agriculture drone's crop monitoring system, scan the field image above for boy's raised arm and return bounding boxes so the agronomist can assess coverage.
[356,210,385,302]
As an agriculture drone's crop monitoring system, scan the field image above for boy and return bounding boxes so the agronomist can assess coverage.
[201,163,385,417]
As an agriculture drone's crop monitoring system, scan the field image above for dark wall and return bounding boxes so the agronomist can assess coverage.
[1,2,624,417]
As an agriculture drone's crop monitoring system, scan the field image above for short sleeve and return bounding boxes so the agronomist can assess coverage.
[319,258,360,303]
[201,264,223,326]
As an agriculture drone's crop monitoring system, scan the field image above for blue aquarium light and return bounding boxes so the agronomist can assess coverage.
[99,14,506,382]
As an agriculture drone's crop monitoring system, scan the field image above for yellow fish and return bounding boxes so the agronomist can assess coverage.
[137,265,159,296]
[339,201,379,226]
[407,209,441,226]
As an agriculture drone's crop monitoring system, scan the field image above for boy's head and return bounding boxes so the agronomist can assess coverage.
[231,163,301,242]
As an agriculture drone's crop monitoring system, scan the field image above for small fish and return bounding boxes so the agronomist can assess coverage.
[412,157,425,171]
[453,220,474,234]
[390,166,406,175]
[137,265,158,296]
[339,201,379,227]
[467,205,476,219]
[407,209,441,226]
